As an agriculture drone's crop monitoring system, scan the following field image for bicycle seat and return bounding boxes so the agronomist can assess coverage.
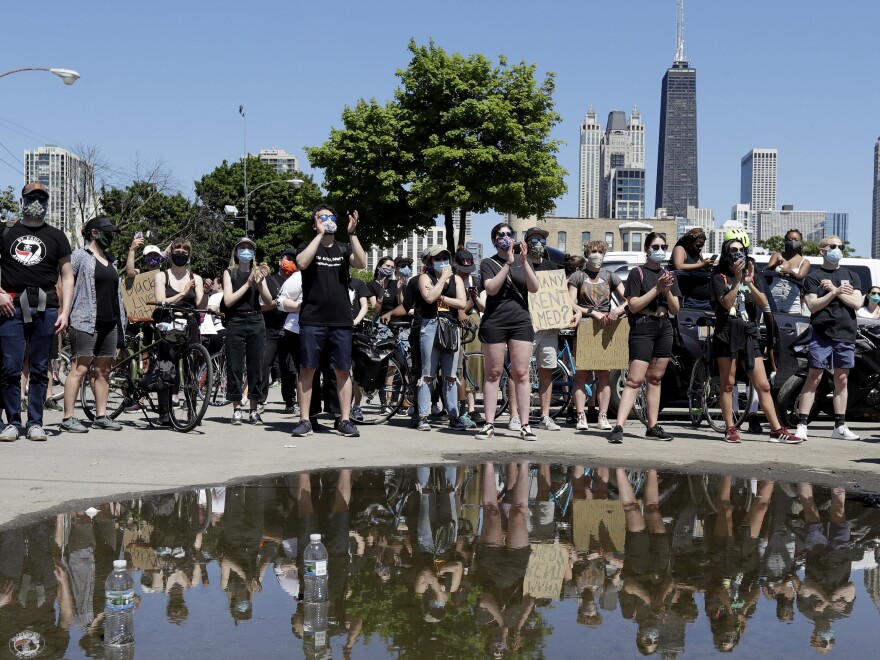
[696,314,716,327]
[387,319,412,330]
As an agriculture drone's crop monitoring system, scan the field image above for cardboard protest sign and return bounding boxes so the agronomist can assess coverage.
[572,499,631,552]
[122,272,156,320]
[575,319,629,370]
[530,270,574,331]
[523,543,569,600]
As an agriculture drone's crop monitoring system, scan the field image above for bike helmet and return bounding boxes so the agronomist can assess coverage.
[723,227,750,248]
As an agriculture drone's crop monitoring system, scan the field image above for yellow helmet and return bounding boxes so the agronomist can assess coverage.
[723,227,750,248]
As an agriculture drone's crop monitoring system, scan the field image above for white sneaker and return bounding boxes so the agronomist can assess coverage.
[598,413,612,430]
[508,415,522,432]
[576,413,590,431]
[831,424,860,440]
[539,416,561,431]
[794,424,808,440]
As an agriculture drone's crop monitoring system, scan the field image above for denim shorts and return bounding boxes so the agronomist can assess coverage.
[299,325,352,371]
[69,323,118,359]
[807,332,855,370]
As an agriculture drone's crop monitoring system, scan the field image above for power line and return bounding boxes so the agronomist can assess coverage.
[0,140,22,166]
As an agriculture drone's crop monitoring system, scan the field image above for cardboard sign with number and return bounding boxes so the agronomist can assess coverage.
[575,318,629,370]
[530,270,574,331]
[122,272,156,320]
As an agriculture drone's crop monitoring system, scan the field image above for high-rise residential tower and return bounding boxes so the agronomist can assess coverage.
[258,147,299,174]
[601,109,645,219]
[655,0,698,218]
[873,138,880,257]
[23,145,94,243]
[741,148,777,212]
[578,107,601,218]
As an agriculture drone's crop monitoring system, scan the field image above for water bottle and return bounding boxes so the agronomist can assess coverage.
[104,559,135,654]
[302,600,330,658]
[303,533,328,603]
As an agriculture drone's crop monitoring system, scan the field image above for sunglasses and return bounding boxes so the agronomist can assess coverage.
[318,214,337,222]
[824,243,842,250]
[528,237,547,244]
[729,248,745,255]
[649,244,669,251]
[495,231,515,239]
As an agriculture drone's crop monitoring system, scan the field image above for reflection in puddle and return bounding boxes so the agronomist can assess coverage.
[2,465,880,657]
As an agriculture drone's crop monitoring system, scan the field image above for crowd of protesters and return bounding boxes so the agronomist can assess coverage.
[0,182,872,446]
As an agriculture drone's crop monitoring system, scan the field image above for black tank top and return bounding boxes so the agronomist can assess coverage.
[163,271,196,308]
[226,268,261,315]
[419,274,457,320]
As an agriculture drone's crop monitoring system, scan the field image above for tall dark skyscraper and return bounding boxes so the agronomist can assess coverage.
[655,0,698,218]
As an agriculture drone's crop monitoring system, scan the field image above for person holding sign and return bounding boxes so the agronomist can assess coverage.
[607,233,680,444]
[568,240,626,431]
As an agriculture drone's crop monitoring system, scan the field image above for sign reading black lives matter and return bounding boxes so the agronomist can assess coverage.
[122,272,156,320]
[529,270,574,331]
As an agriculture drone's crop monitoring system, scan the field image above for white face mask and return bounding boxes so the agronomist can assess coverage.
[586,253,604,270]
[648,249,666,263]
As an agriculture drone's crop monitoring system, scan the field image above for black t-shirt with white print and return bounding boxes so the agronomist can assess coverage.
[623,263,682,314]
[297,239,353,327]
[1,221,71,294]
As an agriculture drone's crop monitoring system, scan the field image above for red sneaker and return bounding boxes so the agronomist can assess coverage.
[769,427,803,444]
[725,426,741,443]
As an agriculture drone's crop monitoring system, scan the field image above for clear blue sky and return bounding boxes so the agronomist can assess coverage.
[1,0,878,249]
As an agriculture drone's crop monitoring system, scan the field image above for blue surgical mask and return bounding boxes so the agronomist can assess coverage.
[648,250,666,263]
[825,248,843,264]
[433,259,450,271]
[870,294,880,304]
[399,266,412,278]
[237,248,254,262]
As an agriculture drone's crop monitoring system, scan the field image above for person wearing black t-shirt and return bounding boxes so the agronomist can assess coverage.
[710,238,801,445]
[292,205,366,439]
[367,256,400,340]
[795,235,863,442]
[607,232,680,445]
[474,222,540,441]
[258,249,298,415]
[0,182,73,442]
[60,217,127,434]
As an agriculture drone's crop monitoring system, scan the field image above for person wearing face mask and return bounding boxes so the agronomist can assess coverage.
[59,217,127,434]
[857,286,880,319]
[672,228,714,310]
[795,235,863,442]
[607,233,680,444]
[414,246,467,431]
[368,256,398,340]
[474,223,540,441]
[0,183,73,441]
[767,229,810,315]
[292,204,366,438]
[222,237,272,426]
[568,240,626,431]
[453,248,483,427]
[710,239,801,444]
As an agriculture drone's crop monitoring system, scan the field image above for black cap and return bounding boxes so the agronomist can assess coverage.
[394,255,413,267]
[523,226,549,240]
[21,182,49,199]
[86,216,118,233]
[454,248,474,266]
[279,248,297,260]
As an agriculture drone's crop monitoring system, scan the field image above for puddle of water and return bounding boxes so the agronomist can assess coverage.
[2,464,880,658]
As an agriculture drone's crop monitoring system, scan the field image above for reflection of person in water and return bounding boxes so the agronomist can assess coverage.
[473,462,534,656]
[704,477,774,652]
[760,485,800,622]
[0,518,71,658]
[220,485,266,624]
[796,485,857,654]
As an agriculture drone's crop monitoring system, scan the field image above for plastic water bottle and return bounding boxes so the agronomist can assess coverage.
[303,533,328,603]
[104,559,135,655]
[303,600,330,657]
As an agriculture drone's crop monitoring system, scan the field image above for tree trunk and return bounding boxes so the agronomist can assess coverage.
[457,208,467,249]
[444,206,455,254]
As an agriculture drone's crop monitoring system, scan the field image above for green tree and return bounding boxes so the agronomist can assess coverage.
[758,236,856,257]
[0,185,17,220]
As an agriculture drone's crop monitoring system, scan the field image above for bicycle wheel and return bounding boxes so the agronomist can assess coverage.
[463,352,505,416]
[704,374,753,433]
[632,382,648,426]
[79,361,132,422]
[54,348,73,387]
[530,361,573,421]
[687,362,707,428]
[209,353,228,405]
[169,343,211,432]
[353,356,406,425]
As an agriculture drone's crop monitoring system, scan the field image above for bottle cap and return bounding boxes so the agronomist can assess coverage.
[113,559,128,569]
[309,533,322,542]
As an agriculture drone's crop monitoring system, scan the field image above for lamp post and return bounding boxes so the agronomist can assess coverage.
[224,179,304,236]
[0,67,81,85]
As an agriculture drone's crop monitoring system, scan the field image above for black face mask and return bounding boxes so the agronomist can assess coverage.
[171,252,190,267]
[784,240,801,253]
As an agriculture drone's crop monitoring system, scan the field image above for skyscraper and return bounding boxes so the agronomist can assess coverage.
[741,148,777,211]
[655,0,698,218]
[578,107,601,218]
[23,145,94,243]
[873,138,880,258]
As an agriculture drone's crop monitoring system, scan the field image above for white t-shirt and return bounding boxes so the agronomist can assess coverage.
[207,291,225,330]
[278,271,303,334]
[199,292,218,335]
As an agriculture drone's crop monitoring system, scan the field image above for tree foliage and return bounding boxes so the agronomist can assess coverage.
[0,185,17,220]
[758,236,856,257]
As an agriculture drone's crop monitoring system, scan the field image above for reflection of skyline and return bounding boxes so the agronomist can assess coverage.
[0,466,878,657]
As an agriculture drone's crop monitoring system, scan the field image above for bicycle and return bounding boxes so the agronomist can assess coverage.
[79,303,214,432]
[350,319,411,425]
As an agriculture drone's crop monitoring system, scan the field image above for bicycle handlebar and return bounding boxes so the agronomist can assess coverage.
[147,301,219,315]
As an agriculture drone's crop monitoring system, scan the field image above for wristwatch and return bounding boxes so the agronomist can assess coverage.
[349,229,358,236]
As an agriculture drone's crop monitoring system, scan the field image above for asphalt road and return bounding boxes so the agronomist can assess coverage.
[2,394,879,530]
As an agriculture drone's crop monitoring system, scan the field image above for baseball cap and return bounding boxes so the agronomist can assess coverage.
[21,182,49,199]
[86,216,117,233]
[235,236,256,249]
[279,248,297,260]
[524,226,549,240]
[454,248,474,267]
[143,244,162,256]
[394,255,413,267]
[426,244,450,258]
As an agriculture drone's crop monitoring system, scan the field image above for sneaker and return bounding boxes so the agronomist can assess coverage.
[598,413,612,431]
[60,417,88,433]
[458,413,477,429]
[249,411,263,426]
[448,417,467,431]
[507,416,522,432]
[608,424,624,444]
[431,404,443,417]
[26,425,48,441]
[231,410,242,426]
[469,411,484,425]
[475,423,495,440]
[0,424,19,442]
[351,405,364,422]
[338,419,360,437]
[283,404,297,415]
[770,426,803,444]
[124,402,141,414]
[43,398,62,412]
[539,416,561,431]
[93,416,123,431]
[291,419,314,437]
[831,424,860,441]
[576,413,590,431]
[257,404,266,415]
[565,408,577,425]
[520,425,537,441]
[725,426,742,443]
[156,414,171,427]
[747,416,764,434]
[795,424,808,441]
[646,425,675,441]
[418,417,431,431]
[382,405,397,417]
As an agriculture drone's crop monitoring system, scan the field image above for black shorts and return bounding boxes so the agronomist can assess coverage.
[479,322,534,344]
[712,327,762,363]
[621,529,670,579]
[628,316,673,362]
[473,544,532,590]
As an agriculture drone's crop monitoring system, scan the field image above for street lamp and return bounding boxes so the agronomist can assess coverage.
[223,179,305,235]
[0,67,81,85]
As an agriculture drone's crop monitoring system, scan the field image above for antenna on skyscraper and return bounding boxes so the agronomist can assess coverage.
[675,0,686,63]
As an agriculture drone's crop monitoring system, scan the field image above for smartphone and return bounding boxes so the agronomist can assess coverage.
[513,243,522,254]
[841,279,850,287]
[134,231,143,240]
